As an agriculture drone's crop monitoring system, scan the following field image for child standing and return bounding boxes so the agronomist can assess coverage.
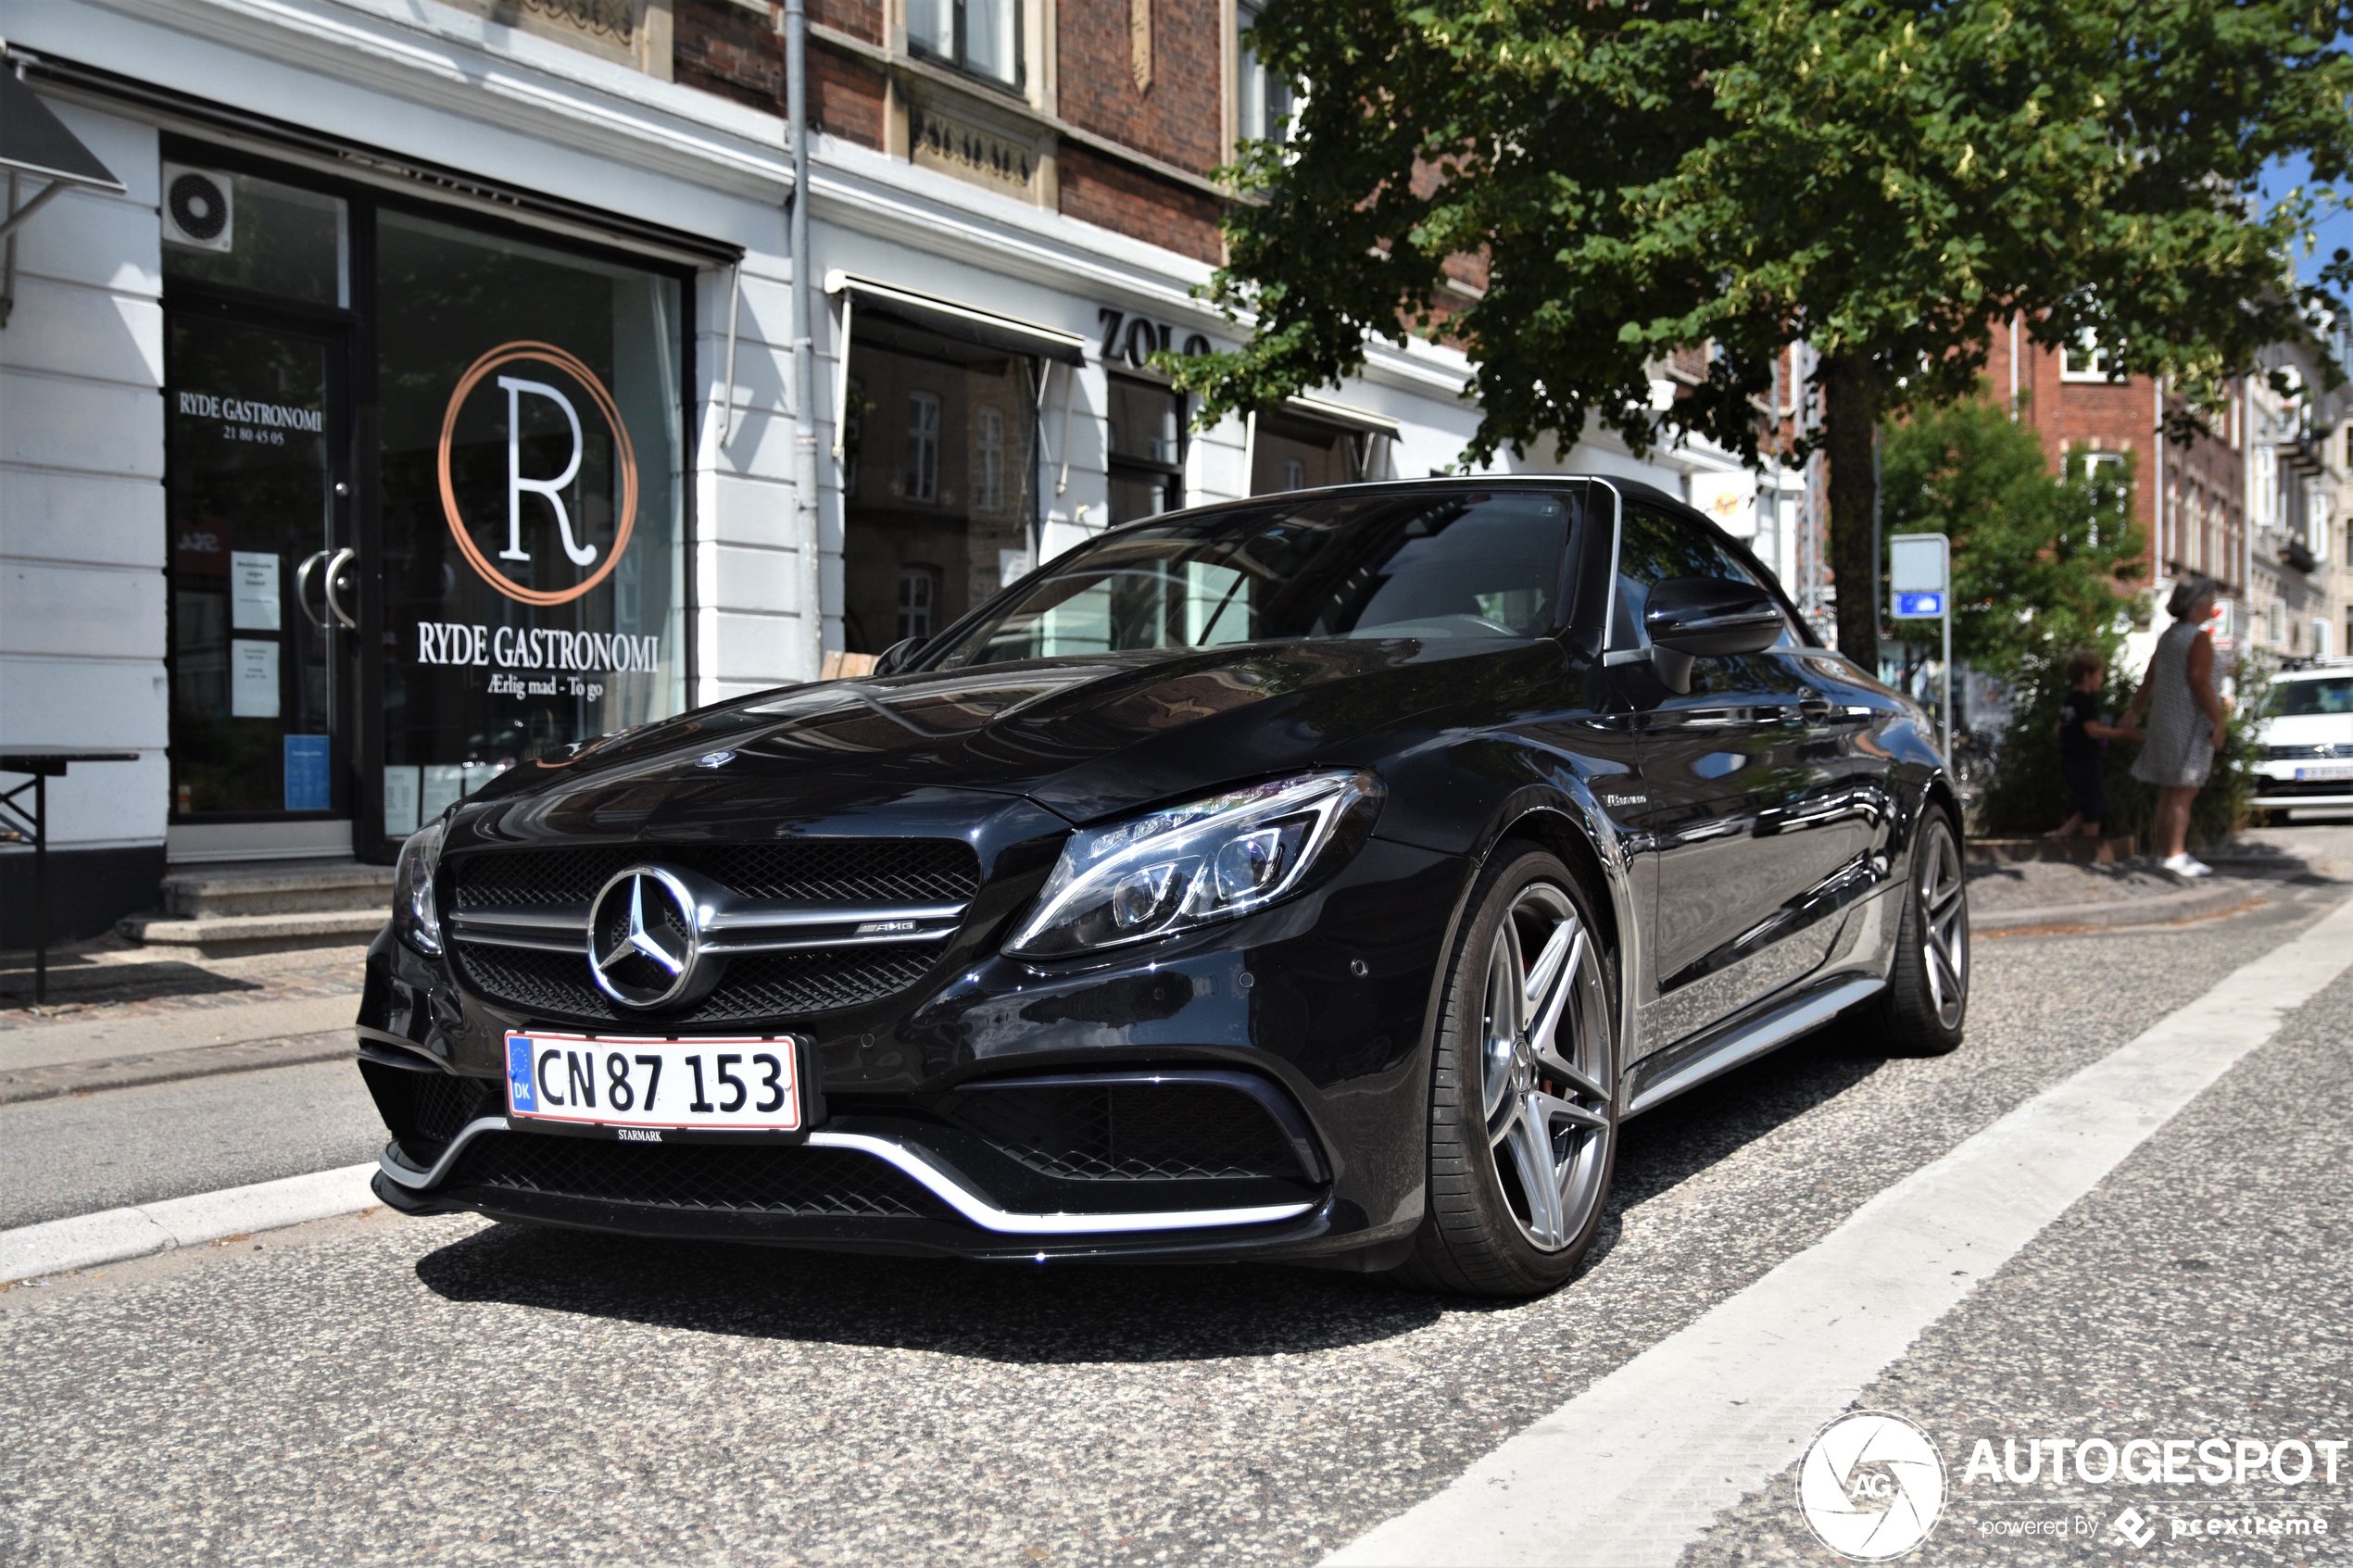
[2051,650,2135,838]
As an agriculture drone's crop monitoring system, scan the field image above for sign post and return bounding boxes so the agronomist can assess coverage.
[1889,533,1952,765]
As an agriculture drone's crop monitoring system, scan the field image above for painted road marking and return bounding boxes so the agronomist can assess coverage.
[1327,893,2353,1567]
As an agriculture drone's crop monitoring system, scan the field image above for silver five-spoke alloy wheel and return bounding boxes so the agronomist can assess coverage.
[1476,883,1615,1251]
[1917,816,1969,1032]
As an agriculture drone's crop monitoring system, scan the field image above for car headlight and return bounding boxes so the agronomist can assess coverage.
[1006,771,1383,959]
[392,818,446,957]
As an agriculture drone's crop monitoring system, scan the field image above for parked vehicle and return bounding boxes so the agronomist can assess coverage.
[2252,661,2353,823]
[357,478,1964,1297]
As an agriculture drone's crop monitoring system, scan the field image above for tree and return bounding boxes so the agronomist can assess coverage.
[1879,395,2142,677]
[1170,0,2353,667]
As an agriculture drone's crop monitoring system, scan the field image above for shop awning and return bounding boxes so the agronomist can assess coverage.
[1,66,124,244]
[1280,394,1402,441]
[825,271,1088,367]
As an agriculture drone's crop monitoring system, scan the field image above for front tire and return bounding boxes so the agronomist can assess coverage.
[1869,805,1969,1056]
[1399,847,1617,1298]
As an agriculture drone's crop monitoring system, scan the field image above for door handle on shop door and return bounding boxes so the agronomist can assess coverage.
[323,546,359,631]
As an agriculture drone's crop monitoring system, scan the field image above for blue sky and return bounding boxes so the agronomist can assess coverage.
[2263,155,2353,289]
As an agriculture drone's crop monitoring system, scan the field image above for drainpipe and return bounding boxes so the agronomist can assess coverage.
[786,0,824,678]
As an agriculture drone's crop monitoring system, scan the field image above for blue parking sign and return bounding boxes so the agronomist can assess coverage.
[1894,592,1944,618]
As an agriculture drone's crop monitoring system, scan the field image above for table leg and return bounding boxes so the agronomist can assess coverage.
[33,771,45,1007]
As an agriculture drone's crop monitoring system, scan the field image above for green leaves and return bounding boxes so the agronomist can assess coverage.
[1176,0,2353,467]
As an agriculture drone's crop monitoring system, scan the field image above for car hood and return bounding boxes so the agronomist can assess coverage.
[448,637,1551,849]
[2259,712,2353,746]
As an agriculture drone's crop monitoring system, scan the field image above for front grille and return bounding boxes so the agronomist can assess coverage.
[949,1080,1307,1182]
[452,941,941,1025]
[452,841,981,909]
[444,839,978,1025]
[444,1131,943,1219]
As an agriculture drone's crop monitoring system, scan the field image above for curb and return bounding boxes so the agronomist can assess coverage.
[1971,880,2258,933]
[0,1164,380,1285]
[0,1031,355,1106]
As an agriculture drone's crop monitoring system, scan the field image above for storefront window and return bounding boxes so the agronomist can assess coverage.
[1252,408,1360,495]
[1108,376,1184,523]
[841,316,1038,653]
[374,209,686,835]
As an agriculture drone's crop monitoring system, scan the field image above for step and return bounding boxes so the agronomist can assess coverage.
[159,858,396,919]
[1965,834,2138,866]
[118,909,386,960]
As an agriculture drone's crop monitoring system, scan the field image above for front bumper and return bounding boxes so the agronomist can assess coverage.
[354,832,1466,1265]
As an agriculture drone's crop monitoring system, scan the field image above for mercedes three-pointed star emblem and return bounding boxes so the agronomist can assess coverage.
[588,865,705,1010]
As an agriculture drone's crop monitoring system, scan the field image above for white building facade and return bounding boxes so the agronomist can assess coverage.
[0,0,1781,944]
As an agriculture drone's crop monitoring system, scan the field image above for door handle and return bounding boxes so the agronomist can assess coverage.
[323,546,359,631]
[1799,699,1835,724]
[295,550,333,631]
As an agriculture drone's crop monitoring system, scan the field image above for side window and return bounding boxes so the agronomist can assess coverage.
[1611,501,1794,652]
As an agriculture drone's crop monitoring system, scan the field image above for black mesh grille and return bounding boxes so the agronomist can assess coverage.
[445,1132,943,1219]
[410,1073,502,1143]
[451,841,980,909]
[444,839,976,1024]
[949,1081,1305,1182]
[363,1064,502,1149]
[452,942,941,1025]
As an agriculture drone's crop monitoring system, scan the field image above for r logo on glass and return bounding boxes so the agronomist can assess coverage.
[437,340,639,606]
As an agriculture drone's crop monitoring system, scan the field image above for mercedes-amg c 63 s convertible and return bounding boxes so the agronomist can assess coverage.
[358,476,1968,1296]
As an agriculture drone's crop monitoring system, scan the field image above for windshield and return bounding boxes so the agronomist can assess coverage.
[928,489,1579,669]
[2271,678,2353,716]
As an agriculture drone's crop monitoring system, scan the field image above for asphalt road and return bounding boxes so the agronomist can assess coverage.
[5,859,2352,1565]
[0,1059,386,1229]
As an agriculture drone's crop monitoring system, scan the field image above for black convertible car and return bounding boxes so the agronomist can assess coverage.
[359,477,1967,1297]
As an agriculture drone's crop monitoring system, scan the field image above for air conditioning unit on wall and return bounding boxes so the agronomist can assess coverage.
[161,165,233,252]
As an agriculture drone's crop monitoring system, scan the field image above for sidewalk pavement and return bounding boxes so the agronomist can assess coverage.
[0,941,369,1104]
[1968,830,2350,934]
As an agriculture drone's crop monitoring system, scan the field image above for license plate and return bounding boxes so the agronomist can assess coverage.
[505,1033,808,1133]
[2295,765,2353,781]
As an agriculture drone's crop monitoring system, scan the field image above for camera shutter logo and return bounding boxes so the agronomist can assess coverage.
[437,341,638,607]
[1796,1411,1946,1561]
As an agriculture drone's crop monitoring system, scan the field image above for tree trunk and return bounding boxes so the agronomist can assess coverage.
[1822,351,1883,671]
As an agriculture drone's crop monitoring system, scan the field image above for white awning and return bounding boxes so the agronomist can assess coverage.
[1280,394,1403,441]
[824,271,1088,366]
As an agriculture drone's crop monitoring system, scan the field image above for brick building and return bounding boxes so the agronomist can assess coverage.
[1982,319,2253,674]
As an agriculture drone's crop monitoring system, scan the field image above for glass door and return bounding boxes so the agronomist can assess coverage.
[165,308,353,822]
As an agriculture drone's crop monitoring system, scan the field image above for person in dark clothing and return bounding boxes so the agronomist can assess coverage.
[2051,649,2135,837]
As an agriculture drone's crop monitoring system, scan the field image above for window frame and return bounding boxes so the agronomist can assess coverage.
[907,0,1026,92]
[1105,371,1188,524]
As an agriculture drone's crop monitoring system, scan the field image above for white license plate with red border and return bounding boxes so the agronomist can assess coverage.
[2294,764,2353,781]
[505,1033,807,1133]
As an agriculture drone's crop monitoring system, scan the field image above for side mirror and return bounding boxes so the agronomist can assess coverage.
[1641,577,1786,694]
[871,636,925,676]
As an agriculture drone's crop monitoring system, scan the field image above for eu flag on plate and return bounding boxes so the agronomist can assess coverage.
[506,1035,535,1113]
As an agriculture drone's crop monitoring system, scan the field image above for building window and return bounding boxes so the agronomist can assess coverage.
[1251,408,1363,495]
[1237,1,1297,143]
[1106,375,1185,524]
[908,0,1022,88]
[840,313,1039,655]
[2060,334,2118,383]
[2271,602,2285,644]
[975,405,1005,514]
[898,566,938,641]
[906,392,941,504]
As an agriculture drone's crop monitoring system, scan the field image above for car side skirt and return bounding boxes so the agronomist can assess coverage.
[1620,972,1885,1119]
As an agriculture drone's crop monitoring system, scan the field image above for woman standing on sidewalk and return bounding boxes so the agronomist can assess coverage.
[2124,576,2230,878]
